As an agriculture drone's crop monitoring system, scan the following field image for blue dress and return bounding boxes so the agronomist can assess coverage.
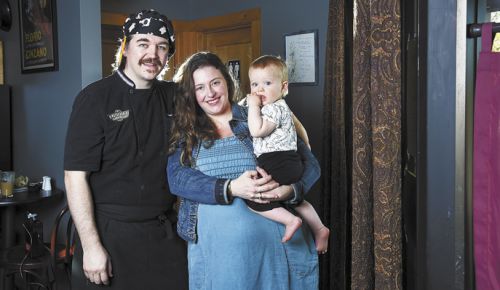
[189,136,318,290]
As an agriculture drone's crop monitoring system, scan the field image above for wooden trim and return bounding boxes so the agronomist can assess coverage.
[101,12,127,26]
[251,19,261,59]
[180,8,260,32]
[102,8,261,33]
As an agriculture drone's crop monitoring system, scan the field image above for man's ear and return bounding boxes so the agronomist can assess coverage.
[122,47,127,58]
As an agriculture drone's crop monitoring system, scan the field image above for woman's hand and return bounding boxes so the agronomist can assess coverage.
[255,167,294,202]
[259,184,294,202]
[230,167,279,202]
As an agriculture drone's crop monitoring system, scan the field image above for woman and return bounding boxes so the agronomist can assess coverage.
[167,52,320,290]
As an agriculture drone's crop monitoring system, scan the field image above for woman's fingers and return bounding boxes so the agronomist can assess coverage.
[251,196,270,204]
[233,170,282,200]
[259,185,293,201]
[255,166,268,177]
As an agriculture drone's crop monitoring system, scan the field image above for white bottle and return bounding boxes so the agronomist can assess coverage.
[42,176,52,191]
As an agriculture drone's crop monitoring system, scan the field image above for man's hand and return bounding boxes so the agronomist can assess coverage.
[83,244,113,285]
[65,170,112,285]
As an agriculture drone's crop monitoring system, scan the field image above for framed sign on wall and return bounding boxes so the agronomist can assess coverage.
[284,29,318,86]
[19,0,58,73]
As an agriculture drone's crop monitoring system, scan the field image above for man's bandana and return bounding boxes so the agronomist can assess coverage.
[122,9,175,57]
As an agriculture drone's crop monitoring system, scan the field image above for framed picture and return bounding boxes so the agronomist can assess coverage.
[284,30,318,85]
[19,0,58,73]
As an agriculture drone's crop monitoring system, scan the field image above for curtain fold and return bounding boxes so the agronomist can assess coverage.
[351,1,403,289]
[322,0,402,289]
[321,0,348,289]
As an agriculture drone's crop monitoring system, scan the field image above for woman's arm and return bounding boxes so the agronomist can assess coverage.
[292,113,311,149]
[167,147,225,205]
[288,138,321,204]
[167,146,279,204]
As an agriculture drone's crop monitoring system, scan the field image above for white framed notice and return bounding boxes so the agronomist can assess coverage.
[284,30,318,86]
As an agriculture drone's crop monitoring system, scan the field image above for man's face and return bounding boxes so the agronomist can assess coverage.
[123,34,169,88]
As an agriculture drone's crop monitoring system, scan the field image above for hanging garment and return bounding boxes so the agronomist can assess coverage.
[473,23,500,290]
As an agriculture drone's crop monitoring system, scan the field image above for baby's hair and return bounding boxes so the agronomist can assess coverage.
[249,55,288,83]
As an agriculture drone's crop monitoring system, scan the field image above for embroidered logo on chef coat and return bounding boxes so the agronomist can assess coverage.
[108,109,130,122]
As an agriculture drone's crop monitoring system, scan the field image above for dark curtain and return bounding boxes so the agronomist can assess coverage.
[320,0,349,289]
[321,0,402,289]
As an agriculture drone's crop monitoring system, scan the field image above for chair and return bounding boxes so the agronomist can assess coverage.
[1,224,54,289]
[0,206,75,290]
[49,206,75,289]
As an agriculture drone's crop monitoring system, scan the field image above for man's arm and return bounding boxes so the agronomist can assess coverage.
[64,170,113,285]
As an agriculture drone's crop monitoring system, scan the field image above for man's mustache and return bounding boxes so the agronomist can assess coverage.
[140,58,162,66]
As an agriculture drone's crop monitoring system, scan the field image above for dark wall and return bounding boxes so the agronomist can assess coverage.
[0,0,101,239]
[0,85,12,170]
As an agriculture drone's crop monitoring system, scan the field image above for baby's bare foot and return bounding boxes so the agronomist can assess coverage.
[282,217,302,243]
[315,227,330,254]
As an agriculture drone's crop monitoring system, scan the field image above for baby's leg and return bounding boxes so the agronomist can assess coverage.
[295,201,330,253]
[252,207,302,243]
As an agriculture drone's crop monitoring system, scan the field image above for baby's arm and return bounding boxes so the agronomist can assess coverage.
[247,94,277,138]
[292,113,311,149]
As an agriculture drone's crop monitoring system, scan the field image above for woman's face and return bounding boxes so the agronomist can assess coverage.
[193,66,231,117]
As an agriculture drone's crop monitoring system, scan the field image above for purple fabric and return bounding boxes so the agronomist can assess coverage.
[473,23,500,290]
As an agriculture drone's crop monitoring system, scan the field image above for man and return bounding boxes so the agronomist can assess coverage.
[64,9,187,289]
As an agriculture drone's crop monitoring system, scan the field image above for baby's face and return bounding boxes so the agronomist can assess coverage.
[249,65,287,105]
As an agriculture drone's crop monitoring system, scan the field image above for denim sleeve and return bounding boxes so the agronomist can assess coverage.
[286,138,321,205]
[167,146,228,205]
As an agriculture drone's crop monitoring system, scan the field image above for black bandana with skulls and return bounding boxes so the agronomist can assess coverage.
[122,9,175,57]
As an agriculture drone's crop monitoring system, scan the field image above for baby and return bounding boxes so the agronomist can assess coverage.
[245,55,329,253]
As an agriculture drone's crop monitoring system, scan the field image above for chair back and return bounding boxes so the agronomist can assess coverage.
[49,205,75,277]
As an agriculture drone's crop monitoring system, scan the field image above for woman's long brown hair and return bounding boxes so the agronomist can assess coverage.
[169,52,238,166]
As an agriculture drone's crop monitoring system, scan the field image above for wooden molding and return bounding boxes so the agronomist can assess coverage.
[101,12,127,26]
[177,8,261,32]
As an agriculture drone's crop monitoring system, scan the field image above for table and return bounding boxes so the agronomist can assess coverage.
[0,187,63,290]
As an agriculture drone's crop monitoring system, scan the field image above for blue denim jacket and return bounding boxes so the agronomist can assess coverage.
[167,105,321,242]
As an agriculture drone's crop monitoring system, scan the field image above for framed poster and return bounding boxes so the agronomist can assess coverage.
[19,0,58,73]
[284,30,318,85]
